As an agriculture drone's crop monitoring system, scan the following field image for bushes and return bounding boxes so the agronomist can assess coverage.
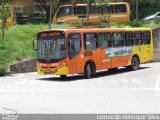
[0,24,48,76]
[0,45,11,76]
[0,64,7,76]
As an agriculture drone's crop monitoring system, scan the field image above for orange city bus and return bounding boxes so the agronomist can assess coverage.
[52,2,130,24]
[33,27,154,79]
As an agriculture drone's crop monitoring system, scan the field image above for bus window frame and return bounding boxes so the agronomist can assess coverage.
[112,32,125,47]
[134,31,143,46]
[125,31,134,46]
[74,5,87,15]
[56,5,73,18]
[114,4,127,13]
[89,4,101,14]
[109,4,114,14]
[67,32,82,59]
[143,31,151,45]
[83,32,98,50]
[98,32,112,48]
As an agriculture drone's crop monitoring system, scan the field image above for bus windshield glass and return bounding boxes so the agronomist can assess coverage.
[37,32,67,61]
[57,6,73,18]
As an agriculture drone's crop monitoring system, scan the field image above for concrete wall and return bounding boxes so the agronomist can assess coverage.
[153,28,160,62]
[10,59,37,73]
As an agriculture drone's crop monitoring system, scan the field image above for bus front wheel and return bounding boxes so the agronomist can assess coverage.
[84,63,92,79]
[128,57,140,71]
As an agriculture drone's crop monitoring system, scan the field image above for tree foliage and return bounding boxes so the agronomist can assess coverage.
[0,4,10,24]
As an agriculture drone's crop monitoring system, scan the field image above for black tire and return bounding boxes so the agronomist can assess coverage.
[108,67,118,72]
[128,57,140,71]
[60,75,67,79]
[84,63,92,79]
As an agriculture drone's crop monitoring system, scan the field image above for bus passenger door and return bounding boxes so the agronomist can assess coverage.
[68,33,83,74]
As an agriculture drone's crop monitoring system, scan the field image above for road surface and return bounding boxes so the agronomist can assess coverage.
[0,62,160,114]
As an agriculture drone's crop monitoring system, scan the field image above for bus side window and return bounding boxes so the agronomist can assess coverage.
[112,32,124,47]
[57,6,73,18]
[75,6,86,15]
[98,33,111,48]
[89,5,100,14]
[102,4,110,14]
[143,31,151,45]
[114,4,127,13]
[68,33,81,59]
[125,32,134,46]
[84,33,97,50]
[109,5,114,13]
[134,31,142,45]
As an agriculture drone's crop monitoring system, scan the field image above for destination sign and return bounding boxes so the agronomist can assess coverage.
[39,31,64,37]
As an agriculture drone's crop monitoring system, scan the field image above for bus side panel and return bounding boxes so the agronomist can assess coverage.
[127,45,153,66]
[111,56,131,68]
[68,53,84,74]
[56,15,78,24]
[100,49,112,69]
[81,50,102,72]
[105,47,133,68]
[105,13,129,22]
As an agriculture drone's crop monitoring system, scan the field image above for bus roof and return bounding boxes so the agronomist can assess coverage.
[59,2,129,7]
[38,27,152,34]
[39,28,123,33]
[124,27,152,31]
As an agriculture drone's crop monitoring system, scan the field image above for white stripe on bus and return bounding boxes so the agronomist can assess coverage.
[57,15,128,23]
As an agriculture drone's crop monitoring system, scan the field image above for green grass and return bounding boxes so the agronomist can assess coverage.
[0,21,160,76]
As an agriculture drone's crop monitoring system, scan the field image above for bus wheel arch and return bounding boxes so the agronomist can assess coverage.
[132,54,140,64]
[127,54,140,71]
[84,60,96,79]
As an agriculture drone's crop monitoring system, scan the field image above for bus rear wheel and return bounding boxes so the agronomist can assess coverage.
[128,57,140,71]
[84,63,92,79]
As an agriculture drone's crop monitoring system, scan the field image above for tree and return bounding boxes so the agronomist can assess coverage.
[0,3,10,44]
[34,0,66,23]
[34,0,52,22]
[0,4,10,25]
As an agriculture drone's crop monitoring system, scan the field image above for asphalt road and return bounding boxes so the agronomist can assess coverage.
[0,62,160,114]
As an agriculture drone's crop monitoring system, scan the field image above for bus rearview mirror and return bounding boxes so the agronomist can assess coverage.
[33,38,37,51]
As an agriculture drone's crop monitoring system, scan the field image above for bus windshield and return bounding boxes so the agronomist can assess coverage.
[56,6,73,18]
[37,36,67,61]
